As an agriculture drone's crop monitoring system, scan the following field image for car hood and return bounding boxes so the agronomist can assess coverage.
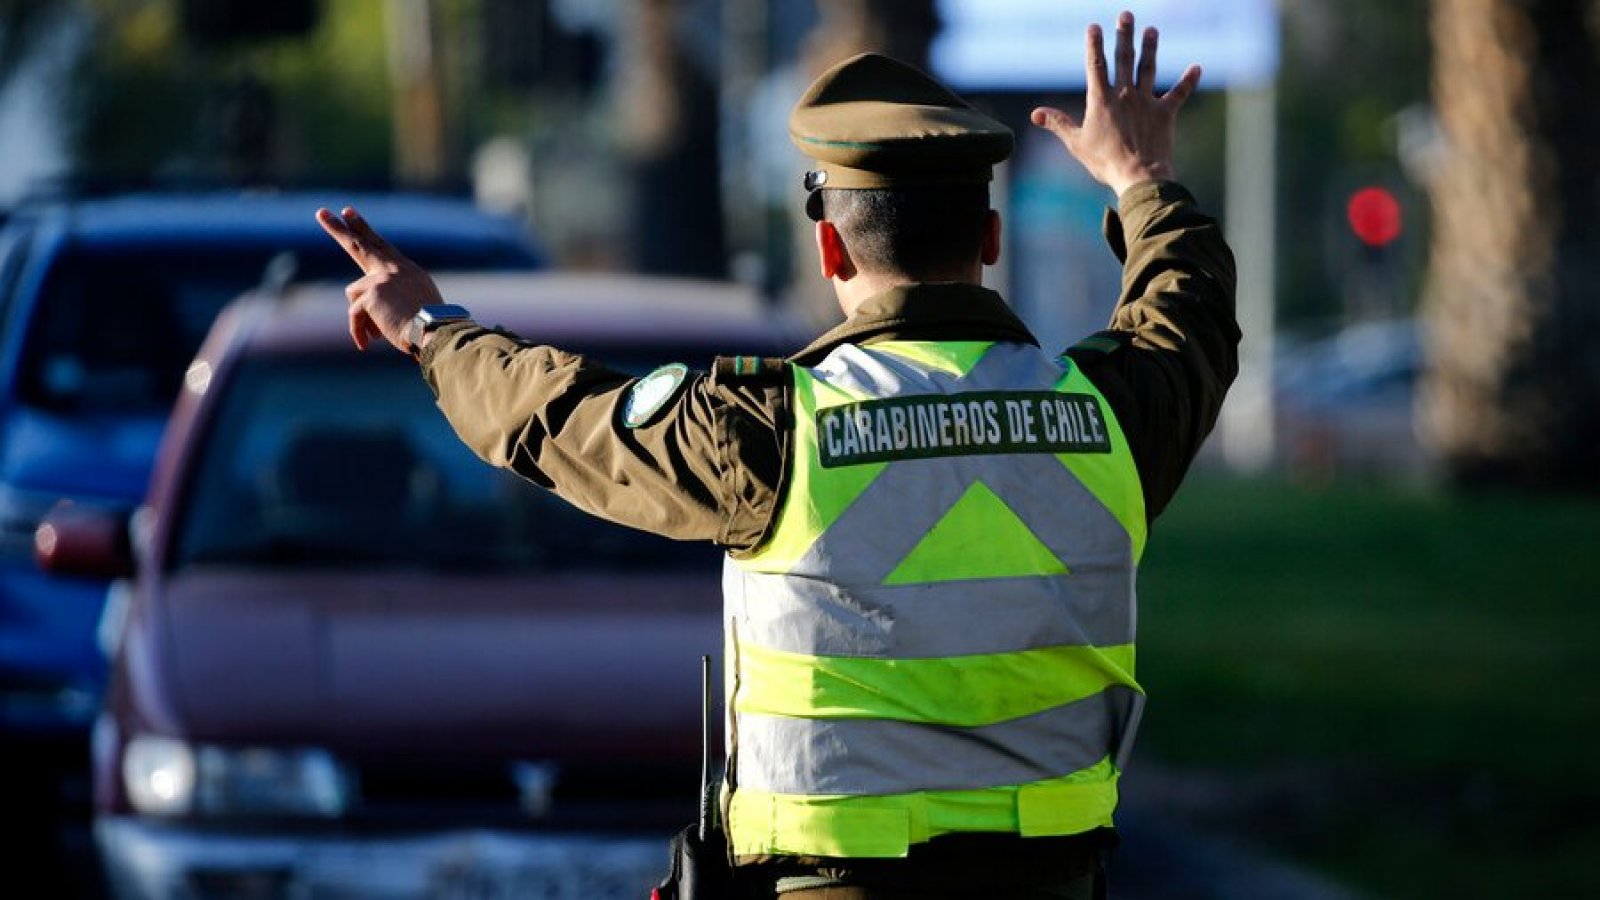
[0,407,166,502]
[149,569,723,763]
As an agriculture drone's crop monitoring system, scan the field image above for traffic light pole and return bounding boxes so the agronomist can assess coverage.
[386,0,447,187]
[1220,83,1278,473]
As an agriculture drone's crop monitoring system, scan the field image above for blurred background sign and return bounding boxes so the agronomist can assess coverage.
[931,0,1280,91]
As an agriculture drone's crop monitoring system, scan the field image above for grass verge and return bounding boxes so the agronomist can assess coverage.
[1132,474,1600,898]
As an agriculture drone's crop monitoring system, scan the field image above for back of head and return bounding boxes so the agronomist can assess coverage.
[788,52,1013,283]
[819,184,990,281]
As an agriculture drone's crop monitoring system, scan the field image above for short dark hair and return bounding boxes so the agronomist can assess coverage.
[819,185,990,281]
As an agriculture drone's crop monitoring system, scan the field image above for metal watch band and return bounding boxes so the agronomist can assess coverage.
[407,305,471,359]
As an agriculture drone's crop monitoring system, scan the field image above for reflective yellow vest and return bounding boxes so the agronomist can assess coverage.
[724,340,1147,859]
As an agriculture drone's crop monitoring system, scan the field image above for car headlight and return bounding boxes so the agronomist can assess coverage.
[123,734,197,815]
[123,734,354,818]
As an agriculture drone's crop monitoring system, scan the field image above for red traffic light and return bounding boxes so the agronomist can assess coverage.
[1346,186,1403,248]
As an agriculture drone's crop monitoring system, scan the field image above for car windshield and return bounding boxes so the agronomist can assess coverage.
[17,239,535,414]
[173,353,722,573]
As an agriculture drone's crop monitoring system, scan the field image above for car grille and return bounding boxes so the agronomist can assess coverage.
[347,759,701,832]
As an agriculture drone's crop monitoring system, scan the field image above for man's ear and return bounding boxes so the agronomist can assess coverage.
[981,209,1002,266]
[816,220,856,281]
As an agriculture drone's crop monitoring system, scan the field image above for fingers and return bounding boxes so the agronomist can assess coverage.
[1113,11,1135,89]
[315,206,399,275]
[340,206,399,259]
[1161,64,1204,109]
[1084,23,1108,98]
[344,272,380,304]
[1137,27,1158,95]
[1030,106,1081,140]
[343,274,389,351]
[348,303,380,352]
[316,207,372,274]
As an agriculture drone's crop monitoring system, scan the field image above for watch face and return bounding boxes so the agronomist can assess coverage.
[419,304,471,325]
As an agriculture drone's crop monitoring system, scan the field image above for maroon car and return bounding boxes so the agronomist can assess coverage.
[38,273,801,899]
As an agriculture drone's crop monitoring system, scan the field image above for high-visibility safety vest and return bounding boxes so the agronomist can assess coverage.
[723,339,1147,860]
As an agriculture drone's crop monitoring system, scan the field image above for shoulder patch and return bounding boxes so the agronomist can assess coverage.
[712,355,789,386]
[623,363,690,428]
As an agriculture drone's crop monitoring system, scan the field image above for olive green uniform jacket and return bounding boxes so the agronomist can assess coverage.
[418,180,1238,547]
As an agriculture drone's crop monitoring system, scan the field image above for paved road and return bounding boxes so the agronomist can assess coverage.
[1111,807,1369,900]
[14,747,1368,900]
[35,823,1366,900]
[6,740,107,898]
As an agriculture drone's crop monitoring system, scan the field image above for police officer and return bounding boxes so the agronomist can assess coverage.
[319,10,1235,899]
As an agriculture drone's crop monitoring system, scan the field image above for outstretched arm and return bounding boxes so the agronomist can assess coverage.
[1034,11,1238,523]
[312,206,786,548]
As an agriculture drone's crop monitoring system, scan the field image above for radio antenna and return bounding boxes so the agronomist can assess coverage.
[697,653,714,843]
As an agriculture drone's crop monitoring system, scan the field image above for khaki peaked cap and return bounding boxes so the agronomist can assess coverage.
[790,52,1014,195]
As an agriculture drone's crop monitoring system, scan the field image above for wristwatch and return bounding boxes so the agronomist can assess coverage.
[405,304,472,358]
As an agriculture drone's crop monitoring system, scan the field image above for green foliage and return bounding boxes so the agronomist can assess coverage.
[1136,475,1600,898]
[244,1,394,182]
[64,1,194,181]
[61,0,396,185]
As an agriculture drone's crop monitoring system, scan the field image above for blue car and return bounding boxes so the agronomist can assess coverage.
[0,189,544,740]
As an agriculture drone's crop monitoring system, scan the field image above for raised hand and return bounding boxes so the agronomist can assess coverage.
[315,206,444,352]
[1030,9,1202,197]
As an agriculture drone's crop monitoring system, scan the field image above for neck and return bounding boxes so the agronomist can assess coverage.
[835,265,984,318]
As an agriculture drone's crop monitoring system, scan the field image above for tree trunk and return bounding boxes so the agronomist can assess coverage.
[617,0,726,279]
[387,0,450,188]
[801,0,939,77]
[1421,0,1600,489]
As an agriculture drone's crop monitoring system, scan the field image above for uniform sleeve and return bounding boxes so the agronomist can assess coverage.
[1072,180,1240,522]
[416,323,786,549]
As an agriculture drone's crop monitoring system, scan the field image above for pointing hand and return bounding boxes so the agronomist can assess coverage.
[315,206,444,352]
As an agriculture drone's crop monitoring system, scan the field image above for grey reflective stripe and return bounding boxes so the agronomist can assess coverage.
[728,569,1132,659]
[736,686,1145,796]
[815,342,1068,399]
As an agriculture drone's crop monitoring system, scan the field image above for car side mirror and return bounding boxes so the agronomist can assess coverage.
[35,500,135,580]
